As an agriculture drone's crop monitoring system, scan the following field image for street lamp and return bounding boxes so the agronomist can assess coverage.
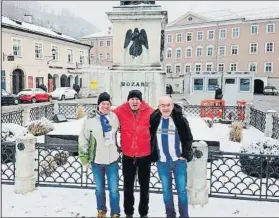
[47,48,56,64]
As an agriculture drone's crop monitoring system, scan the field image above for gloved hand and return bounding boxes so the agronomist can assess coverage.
[185,149,194,163]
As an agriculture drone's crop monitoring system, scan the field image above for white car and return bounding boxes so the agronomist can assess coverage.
[263,86,279,95]
[51,87,78,100]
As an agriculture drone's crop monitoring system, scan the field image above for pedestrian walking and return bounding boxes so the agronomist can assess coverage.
[78,92,121,218]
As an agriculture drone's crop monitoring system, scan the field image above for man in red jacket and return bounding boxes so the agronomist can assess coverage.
[114,90,154,218]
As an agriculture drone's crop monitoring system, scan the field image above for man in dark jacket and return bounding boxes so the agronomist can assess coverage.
[215,85,223,100]
[150,96,193,218]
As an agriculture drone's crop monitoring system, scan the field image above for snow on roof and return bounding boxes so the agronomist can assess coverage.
[1,16,78,42]
[80,28,113,39]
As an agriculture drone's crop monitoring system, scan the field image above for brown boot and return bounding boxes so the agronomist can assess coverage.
[112,214,120,218]
[97,210,106,218]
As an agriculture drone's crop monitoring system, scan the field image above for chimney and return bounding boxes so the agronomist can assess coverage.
[24,14,33,24]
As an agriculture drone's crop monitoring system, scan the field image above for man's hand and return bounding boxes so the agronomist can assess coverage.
[84,163,90,169]
[179,157,186,160]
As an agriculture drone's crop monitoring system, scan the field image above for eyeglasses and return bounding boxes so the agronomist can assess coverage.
[159,103,172,108]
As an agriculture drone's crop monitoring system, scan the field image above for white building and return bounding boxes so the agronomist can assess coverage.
[184,71,254,105]
[1,16,91,94]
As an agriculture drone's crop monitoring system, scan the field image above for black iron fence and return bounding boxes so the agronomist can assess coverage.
[58,103,98,119]
[1,110,23,126]
[208,151,279,202]
[250,108,266,132]
[272,115,279,140]
[1,142,16,185]
[182,105,245,121]
[2,143,278,202]
[30,104,54,121]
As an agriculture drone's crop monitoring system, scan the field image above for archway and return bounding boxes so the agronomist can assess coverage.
[53,74,59,91]
[67,75,74,87]
[60,74,67,87]
[254,79,264,94]
[12,69,24,94]
[75,75,79,85]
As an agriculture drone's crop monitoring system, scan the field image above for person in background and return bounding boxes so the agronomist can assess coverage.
[113,90,154,218]
[78,92,121,218]
[149,96,193,218]
[215,85,223,100]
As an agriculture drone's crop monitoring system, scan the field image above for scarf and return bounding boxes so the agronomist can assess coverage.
[96,111,113,146]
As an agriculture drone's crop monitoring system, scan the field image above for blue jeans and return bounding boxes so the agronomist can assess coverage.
[157,159,189,218]
[91,161,120,216]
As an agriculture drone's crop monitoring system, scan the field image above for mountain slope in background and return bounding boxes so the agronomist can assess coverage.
[2,1,99,39]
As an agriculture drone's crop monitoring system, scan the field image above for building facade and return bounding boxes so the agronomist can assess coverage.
[164,12,279,94]
[2,16,91,94]
[79,27,113,66]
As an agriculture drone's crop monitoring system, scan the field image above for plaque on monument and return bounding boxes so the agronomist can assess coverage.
[120,1,155,5]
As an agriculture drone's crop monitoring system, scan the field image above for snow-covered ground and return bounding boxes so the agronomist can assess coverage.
[2,185,279,217]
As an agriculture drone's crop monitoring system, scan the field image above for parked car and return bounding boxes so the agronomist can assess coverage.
[18,88,52,103]
[51,87,78,100]
[263,86,279,95]
[1,89,19,105]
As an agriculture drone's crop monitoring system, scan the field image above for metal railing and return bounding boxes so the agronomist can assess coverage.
[208,151,279,202]
[272,115,279,140]
[58,103,98,119]
[1,110,23,126]
[29,104,54,121]
[1,142,16,185]
[3,143,278,202]
[250,108,266,132]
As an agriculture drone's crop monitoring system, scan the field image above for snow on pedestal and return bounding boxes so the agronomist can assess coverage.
[187,141,209,206]
[14,133,37,194]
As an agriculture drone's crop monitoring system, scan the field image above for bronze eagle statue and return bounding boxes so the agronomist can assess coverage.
[124,28,149,57]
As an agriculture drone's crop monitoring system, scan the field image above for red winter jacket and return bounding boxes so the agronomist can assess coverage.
[114,101,154,157]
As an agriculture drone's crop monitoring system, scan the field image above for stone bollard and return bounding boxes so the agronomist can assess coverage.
[244,103,254,128]
[187,141,209,206]
[14,133,37,194]
[22,107,31,126]
[264,110,277,137]
[53,100,59,115]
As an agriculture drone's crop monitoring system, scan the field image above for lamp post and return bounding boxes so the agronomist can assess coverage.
[47,48,56,64]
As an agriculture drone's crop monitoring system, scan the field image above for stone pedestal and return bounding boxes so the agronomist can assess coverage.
[14,133,37,194]
[187,141,209,206]
[109,65,166,107]
[106,3,168,107]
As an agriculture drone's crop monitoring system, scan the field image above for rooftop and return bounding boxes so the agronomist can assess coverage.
[1,16,90,46]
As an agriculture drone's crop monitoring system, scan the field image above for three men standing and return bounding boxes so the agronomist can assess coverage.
[79,91,193,218]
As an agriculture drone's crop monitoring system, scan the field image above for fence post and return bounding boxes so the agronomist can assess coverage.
[14,133,37,194]
[264,110,277,137]
[53,100,59,115]
[187,141,209,206]
[244,103,254,128]
[22,107,31,126]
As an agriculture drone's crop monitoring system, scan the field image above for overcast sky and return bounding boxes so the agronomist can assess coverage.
[42,1,279,30]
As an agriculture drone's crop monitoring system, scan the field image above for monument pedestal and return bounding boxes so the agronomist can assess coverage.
[106,3,168,107]
[109,64,166,107]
